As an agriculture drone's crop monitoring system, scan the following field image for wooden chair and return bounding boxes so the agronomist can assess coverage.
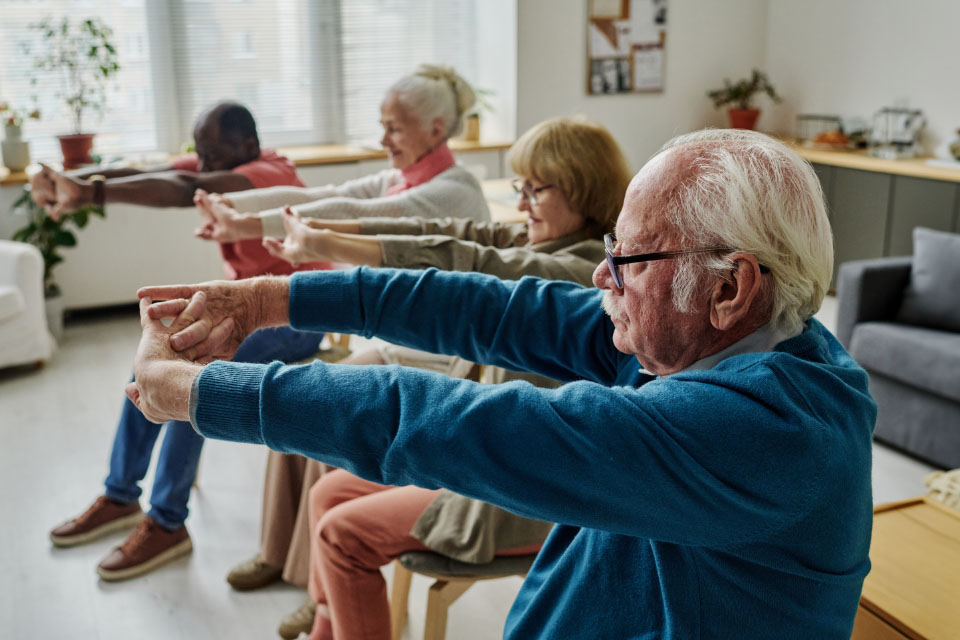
[389,550,537,640]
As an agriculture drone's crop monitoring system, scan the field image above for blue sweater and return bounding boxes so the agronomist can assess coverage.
[193,267,876,639]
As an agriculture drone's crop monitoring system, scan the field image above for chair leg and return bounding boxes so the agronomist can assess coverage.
[423,579,474,640]
[390,560,413,640]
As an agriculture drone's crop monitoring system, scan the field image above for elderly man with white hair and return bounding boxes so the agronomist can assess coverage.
[129,130,876,640]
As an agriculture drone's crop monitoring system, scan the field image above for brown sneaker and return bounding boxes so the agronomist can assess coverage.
[97,517,193,581]
[49,496,144,548]
[277,597,316,640]
[226,552,283,591]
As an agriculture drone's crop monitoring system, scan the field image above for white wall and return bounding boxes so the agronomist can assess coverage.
[474,0,518,143]
[764,0,960,158]
[515,0,770,170]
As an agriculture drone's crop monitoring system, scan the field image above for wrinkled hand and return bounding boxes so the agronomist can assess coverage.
[262,206,328,267]
[136,277,282,363]
[125,296,206,424]
[29,165,57,209]
[193,188,261,243]
[39,164,93,221]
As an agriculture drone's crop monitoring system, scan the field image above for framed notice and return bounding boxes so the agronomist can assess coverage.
[587,0,667,95]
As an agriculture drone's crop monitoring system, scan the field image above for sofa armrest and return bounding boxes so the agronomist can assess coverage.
[835,256,913,348]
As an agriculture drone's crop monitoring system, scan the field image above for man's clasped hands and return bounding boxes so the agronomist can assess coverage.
[127,276,291,425]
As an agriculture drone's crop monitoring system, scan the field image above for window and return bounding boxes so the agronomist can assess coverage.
[0,0,478,159]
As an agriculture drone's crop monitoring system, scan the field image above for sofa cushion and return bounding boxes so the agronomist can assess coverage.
[897,227,960,332]
[850,321,960,404]
[0,286,25,322]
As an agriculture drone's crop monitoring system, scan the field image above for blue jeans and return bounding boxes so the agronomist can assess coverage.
[103,326,326,530]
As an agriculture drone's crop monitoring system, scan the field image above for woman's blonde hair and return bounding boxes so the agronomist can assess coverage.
[509,117,632,236]
[388,65,476,138]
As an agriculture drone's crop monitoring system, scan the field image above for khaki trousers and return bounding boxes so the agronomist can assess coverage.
[259,451,333,587]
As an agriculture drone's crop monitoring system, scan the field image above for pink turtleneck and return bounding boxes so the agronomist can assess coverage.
[385,142,457,195]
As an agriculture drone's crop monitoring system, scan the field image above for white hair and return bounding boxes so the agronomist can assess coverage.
[655,129,833,331]
[387,64,476,138]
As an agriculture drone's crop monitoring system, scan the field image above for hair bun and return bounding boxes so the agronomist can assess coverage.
[414,64,476,118]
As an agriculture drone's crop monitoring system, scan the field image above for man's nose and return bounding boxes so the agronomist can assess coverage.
[592,260,611,290]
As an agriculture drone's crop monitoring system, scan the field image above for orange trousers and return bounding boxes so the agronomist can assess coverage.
[306,470,438,640]
[305,469,541,640]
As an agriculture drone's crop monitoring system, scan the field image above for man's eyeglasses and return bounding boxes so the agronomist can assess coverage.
[603,233,770,289]
[511,178,554,206]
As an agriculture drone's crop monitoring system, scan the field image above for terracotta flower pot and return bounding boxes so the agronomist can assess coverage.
[58,133,95,169]
[727,108,761,130]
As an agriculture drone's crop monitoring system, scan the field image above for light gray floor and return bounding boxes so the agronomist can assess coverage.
[0,296,937,640]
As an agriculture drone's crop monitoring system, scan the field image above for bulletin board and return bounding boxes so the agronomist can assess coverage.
[587,0,667,95]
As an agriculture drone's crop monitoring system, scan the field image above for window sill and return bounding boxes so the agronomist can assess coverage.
[0,139,514,187]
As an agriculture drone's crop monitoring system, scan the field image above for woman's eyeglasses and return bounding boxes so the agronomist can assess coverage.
[511,178,554,207]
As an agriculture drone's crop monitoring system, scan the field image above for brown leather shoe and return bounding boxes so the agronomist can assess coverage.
[226,552,284,591]
[97,517,192,581]
[50,496,144,548]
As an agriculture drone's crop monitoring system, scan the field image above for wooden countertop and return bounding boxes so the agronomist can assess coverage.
[0,139,513,187]
[786,140,960,184]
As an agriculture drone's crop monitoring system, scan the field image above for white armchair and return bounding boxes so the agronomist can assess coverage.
[0,240,54,369]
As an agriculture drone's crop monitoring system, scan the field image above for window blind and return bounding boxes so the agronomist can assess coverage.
[0,0,479,159]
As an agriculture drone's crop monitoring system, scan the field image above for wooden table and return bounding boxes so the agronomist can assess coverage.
[850,497,960,639]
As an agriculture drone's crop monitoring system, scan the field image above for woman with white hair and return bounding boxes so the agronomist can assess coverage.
[193,64,489,243]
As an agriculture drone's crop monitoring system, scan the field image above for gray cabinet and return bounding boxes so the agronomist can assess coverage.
[811,163,960,287]
[887,176,958,256]
[825,167,891,284]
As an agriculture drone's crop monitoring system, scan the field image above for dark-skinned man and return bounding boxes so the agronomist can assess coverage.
[45,101,331,581]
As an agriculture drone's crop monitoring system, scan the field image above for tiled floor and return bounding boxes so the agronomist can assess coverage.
[0,297,937,639]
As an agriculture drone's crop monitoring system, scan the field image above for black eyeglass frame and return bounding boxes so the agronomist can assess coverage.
[511,178,554,206]
[603,233,770,289]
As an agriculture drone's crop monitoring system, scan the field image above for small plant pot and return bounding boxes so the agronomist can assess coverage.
[44,289,65,342]
[462,114,480,142]
[2,124,31,171]
[727,108,761,130]
[58,133,96,169]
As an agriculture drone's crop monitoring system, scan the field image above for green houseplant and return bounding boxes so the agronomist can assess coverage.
[707,69,781,130]
[29,17,120,168]
[10,187,105,337]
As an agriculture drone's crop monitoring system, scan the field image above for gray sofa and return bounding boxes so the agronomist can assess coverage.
[836,255,960,469]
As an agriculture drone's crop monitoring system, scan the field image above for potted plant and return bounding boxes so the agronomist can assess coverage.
[0,102,41,172]
[707,69,781,130]
[28,17,120,168]
[10,187,105,339]
[461,88,495,142]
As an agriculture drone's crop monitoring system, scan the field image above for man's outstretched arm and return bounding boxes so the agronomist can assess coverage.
[38,165,255,217]
[140,267,623,389]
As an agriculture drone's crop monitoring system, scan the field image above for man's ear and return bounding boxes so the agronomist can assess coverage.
[243,138,260,160]
[708,253,766,331]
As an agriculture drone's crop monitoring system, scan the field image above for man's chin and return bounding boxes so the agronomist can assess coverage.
[610,329,633,355]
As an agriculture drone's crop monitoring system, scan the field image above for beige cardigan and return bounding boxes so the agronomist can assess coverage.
[357,215,605,563]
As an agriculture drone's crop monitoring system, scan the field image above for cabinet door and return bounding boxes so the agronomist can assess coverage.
[811,163,835,223]
[887,176,958,256]
[830,168,892,285]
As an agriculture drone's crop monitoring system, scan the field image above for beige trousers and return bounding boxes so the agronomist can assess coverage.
[259,451,332,587]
